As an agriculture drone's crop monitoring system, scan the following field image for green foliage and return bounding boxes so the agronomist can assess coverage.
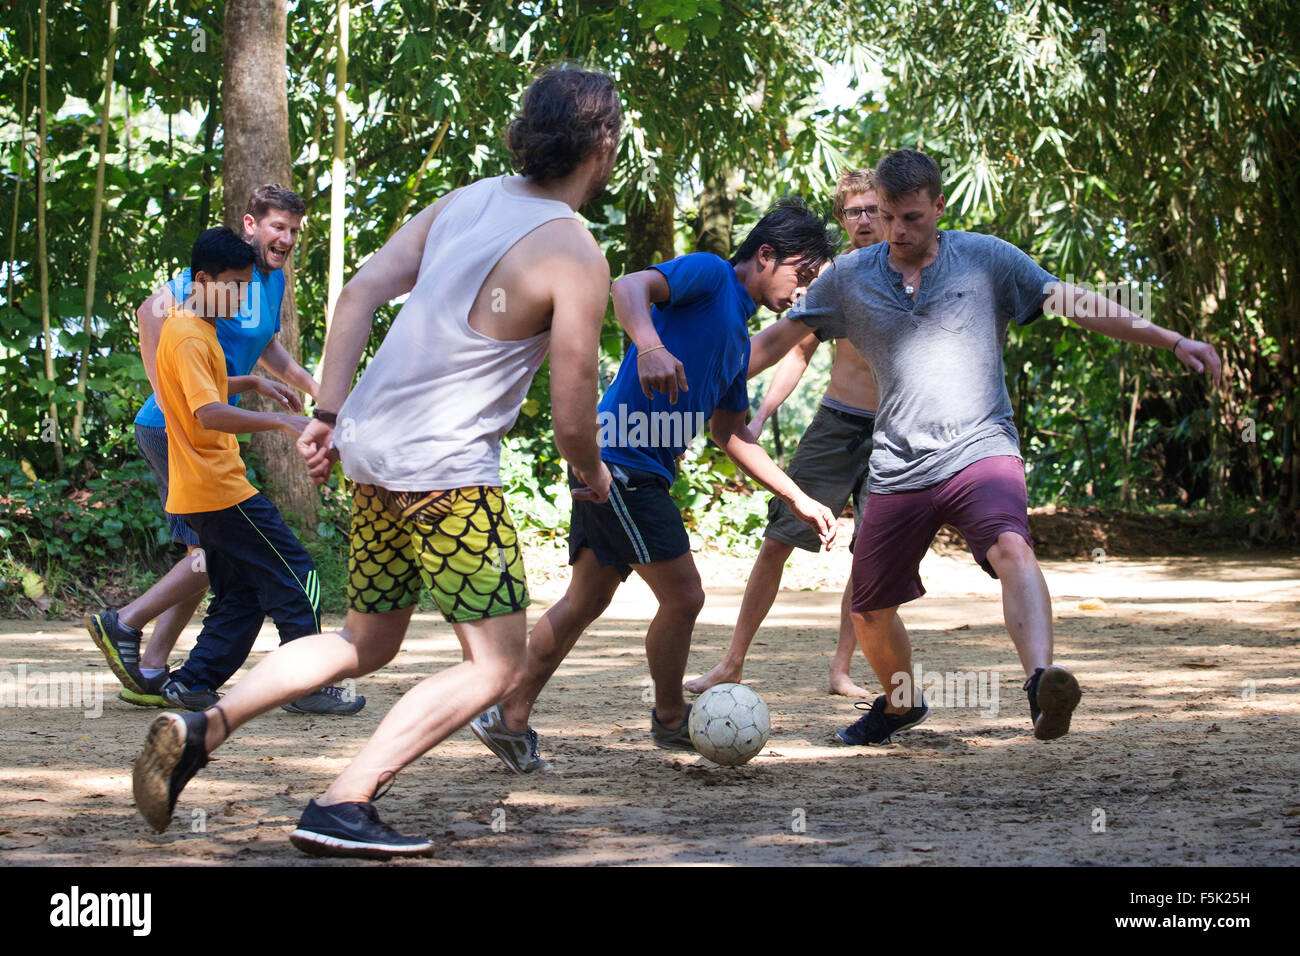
[2,0,1296,620]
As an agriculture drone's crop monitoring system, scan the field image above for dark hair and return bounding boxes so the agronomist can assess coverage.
[506,66,622,183]
[246,183,306,220]
[875,149,943,202]
[192,226,256,278]
[731,197,836,271]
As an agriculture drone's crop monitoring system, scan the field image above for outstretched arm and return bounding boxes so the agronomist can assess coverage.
[746,332,820,439]
[258,338,319,400]
[747,315,819,377]
[195,402,307,438]
[709,407,837,548]
[1047,282,1222,382]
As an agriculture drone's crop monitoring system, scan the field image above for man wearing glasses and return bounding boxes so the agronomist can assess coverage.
[687,168,884,698]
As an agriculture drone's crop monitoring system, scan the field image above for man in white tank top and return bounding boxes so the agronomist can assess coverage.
[132,69,621,858]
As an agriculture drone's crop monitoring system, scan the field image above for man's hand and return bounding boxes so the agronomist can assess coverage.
[571,461,612,505]
[253,377,303,412]
[789,492,838,549]
[296,417,338,486]
[1173,337,1223,383]
[637,346,688,403]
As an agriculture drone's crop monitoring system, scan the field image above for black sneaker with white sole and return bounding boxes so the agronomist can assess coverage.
[289,799,435,860]
[1025,665,1082,740]
[133,711,211,833]
[832,694,930,745]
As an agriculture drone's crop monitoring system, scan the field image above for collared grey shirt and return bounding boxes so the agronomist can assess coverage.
[790,230,1058,493]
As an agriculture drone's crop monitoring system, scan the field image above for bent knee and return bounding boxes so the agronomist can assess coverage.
[986,531,1036,568]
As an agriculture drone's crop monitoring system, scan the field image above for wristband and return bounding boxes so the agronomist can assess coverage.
[312,409,339,425]
[637,344,666,360]
[1172,336,1186,357]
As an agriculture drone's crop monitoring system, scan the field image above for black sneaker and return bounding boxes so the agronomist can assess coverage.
[133,711,211,833]
[1025,665,1082,740]
[161,678,220,711]
[86,609,146,694]
[289,799,435,859]
[832,694,930,745]
[281,685,367,715]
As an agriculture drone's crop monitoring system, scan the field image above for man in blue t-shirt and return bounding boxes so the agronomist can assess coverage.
[471,200,839,769]
[86,185,359,716]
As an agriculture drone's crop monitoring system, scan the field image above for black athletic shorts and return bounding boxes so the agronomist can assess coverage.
[568,464,690,580]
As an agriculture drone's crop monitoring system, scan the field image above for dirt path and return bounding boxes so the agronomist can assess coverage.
[1,542,1297,866]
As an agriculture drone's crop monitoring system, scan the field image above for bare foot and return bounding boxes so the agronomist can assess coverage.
[684,660,742,694]
[829,673,874,698]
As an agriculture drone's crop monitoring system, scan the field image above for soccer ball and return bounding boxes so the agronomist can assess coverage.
[688,683,771,766]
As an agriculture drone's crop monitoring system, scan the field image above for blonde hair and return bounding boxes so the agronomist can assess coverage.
[833,168,876,219]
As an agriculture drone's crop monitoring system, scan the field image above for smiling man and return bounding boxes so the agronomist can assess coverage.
[86,186,354,715]
[755,148,1222,746]
[470,198,840,772]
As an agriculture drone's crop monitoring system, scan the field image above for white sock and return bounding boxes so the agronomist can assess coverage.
[139,667,166,679]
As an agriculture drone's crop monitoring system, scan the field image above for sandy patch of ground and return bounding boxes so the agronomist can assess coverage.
[1,535,1296,866]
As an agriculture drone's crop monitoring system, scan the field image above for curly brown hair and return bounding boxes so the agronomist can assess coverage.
[506,67,622,183]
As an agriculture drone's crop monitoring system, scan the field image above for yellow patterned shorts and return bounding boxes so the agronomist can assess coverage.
[348,483,530,622]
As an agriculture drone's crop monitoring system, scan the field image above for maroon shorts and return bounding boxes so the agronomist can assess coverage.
[849,455,1033,613]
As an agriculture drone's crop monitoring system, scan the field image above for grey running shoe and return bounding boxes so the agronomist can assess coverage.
[651,704,695,752]
[281,685,366,715]
[1025,665,1082,740]
[469,704,551,774]
[161,678,220,712]
[86,609,147,694]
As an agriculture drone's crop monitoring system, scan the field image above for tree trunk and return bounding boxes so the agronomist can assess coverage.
[73,0,118,445]
[36,0,63,472]
[694,167,742,258]
[624,184,676,275]
[223,0,317,530]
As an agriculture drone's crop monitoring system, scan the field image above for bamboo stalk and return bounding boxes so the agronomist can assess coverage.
[6,13,32,315]
[36,0,63,472]
[325,0,350,355]
[72,0,118,445]
[383,117,451,241]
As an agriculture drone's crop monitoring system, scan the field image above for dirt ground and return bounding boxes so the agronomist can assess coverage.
[1,530,1297,866]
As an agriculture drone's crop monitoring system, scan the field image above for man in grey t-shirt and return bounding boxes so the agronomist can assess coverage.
[755,148,1222,745]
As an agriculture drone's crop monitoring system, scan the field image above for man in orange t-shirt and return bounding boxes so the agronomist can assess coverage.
[150,227,347,714]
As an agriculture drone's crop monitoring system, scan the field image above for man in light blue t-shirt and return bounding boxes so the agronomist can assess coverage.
[86,185,355,716]
[472,200,840,770]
